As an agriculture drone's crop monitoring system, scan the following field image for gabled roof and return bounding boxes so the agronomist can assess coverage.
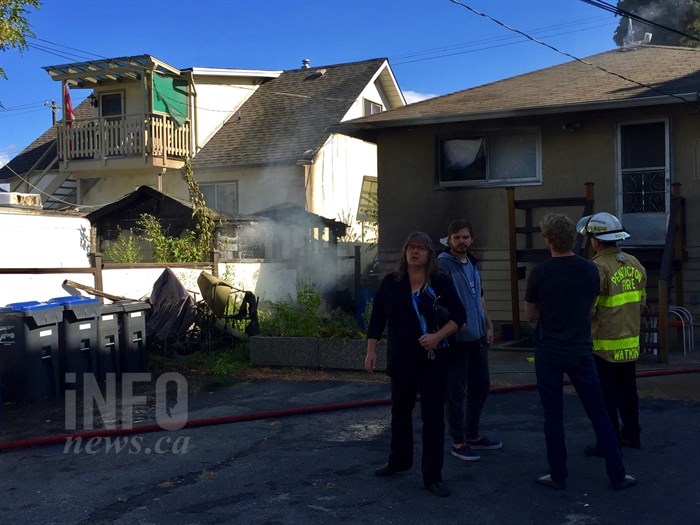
[337,45,700,135]
[0,100,92,181]
[85,185,234,223]
[192,58,397,169]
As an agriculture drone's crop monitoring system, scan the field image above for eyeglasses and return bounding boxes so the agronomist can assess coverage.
[406,244,428,252]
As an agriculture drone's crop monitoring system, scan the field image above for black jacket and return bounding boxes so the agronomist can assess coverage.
[367,272,466,378]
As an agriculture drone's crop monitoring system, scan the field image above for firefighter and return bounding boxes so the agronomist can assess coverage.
[577,212,647,456]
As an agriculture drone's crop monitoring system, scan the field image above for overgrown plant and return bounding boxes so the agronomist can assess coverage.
[182,158,216,260]
[136,159,217,263]
[104,227,142,263]
[258,281,363,339]
[137,213,201,263]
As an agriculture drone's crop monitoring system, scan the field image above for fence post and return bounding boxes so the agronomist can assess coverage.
[91,252,104,302]
[211,249,219,277]
[354,245,361,301]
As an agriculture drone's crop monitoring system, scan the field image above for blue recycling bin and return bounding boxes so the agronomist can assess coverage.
[116,301,151,373]
[97,303,122,382]
[0,302,63,401]
[48,296,100,389]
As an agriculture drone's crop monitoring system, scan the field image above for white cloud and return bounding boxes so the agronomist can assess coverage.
[403,90,439,104]
[0,145,18,169]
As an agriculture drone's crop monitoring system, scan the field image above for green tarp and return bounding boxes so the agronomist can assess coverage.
[152,73,188,126]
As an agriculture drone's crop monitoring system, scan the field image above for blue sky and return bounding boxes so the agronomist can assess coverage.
[0,0,622,166]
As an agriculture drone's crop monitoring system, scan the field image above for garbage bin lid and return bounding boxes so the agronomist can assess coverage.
[48,296,100,306]
[6,301,63,312]
[117,301,151,313]
[5,300,42,310]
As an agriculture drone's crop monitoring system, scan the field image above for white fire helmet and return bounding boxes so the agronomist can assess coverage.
[576,212,631,242]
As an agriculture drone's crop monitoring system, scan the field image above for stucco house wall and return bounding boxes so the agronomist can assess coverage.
[373,103,700,328]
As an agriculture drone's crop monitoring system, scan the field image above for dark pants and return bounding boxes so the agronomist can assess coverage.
[535,348,626,485]
[445,340,491,443]
[387,360,447,485]
[595,355,640,444]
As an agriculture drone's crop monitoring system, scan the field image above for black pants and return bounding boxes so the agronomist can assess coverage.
[445,340,491,443]
[387,359,447,485]
[594,355,641,444]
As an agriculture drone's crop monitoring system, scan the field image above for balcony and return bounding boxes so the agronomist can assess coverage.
[57,113,191,171]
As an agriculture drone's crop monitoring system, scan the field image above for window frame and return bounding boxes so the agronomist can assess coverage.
[200,180,239,215]
[435,127,542,189]
[363,98,383,116]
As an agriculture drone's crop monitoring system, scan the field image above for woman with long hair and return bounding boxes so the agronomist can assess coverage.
[365,231,466,497]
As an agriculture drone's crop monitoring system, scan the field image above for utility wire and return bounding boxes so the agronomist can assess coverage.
[391,15,612,61]
[448,0,691,103]
[395,23,614,65]
[580,0,700,43]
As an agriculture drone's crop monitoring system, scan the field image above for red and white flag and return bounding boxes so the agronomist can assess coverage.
[63,83,75,128]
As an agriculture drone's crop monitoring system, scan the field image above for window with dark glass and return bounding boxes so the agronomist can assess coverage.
[620,121,667,213]
[437,129,540,187]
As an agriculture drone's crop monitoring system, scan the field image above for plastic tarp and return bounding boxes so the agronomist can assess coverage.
[145,268,196,343]
[152,72,188,126]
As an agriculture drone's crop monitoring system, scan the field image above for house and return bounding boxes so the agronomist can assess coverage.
[0,55,404,243]
[190,57,404,239]
[0,55,281,209]
[335,44,700,344]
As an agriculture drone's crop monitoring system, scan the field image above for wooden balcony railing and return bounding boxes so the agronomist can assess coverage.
[57,113,191,163]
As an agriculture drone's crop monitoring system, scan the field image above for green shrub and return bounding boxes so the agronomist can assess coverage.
[104,227,142,263]
[259,282,363,339]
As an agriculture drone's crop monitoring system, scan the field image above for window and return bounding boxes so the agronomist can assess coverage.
[356,176,377,222]
[100,93,123,117]
[201,181,238,215]
[437,129,540,188]
[363,98,383,116]
[620,121,667,213]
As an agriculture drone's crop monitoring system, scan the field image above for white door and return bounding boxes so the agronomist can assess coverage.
[617,119,670,246]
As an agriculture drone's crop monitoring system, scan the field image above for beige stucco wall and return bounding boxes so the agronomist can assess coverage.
[193,164,304,215]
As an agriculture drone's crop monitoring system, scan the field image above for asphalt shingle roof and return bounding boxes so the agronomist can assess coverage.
[345,45,700,128]
[191,58,387,168]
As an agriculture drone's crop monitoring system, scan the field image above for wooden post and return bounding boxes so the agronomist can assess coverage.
[91,252,104,303]
[658,279,669,363]
[211,249,219,277]
[506,187,521,341]
[672,183,684,307]
[354,245,361,303]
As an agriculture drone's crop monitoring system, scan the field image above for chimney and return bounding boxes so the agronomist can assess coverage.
[302,58,310,69]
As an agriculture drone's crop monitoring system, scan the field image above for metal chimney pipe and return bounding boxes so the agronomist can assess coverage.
[302,58,310,68]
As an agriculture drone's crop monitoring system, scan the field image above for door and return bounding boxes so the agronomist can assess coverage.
[617,119,670,246]
[100,92,124,156]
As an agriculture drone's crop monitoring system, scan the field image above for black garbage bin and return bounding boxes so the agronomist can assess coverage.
[0,301,63,401]
[97,303,122,382]
[117,301,151,373]
[49,296,99,389]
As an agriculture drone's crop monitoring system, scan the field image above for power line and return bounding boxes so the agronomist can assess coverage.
[392,15,613,62]
[448,0,691,103]
[394,22,614,65]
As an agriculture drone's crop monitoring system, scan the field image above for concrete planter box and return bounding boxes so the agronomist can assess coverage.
[250,336,386,371]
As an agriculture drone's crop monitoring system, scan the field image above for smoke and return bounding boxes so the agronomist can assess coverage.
[629,0,694,43]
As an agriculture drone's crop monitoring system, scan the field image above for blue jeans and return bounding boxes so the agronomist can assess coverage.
[445,340,491,443]
[535,348,626,485]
